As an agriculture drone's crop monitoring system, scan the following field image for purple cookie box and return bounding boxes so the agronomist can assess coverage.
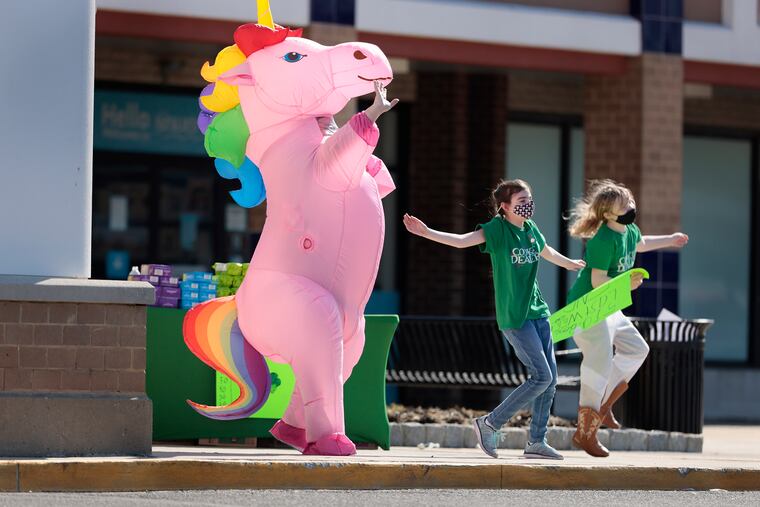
[160,276,180,287]
[155,295,179,308]
[133,274,161,286]
[158,286,181,298]
[145,264,172,277]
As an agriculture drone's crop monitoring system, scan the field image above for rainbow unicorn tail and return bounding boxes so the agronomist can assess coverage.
[183,296,271,420]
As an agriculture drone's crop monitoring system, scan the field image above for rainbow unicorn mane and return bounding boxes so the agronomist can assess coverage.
[184,297,271,419]
[196,14,302,209]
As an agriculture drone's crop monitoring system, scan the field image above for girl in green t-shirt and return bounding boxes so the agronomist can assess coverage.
[404,179,585,460]
[567,179,688,458]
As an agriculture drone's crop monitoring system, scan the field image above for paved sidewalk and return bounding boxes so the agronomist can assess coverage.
[1,426,758,492]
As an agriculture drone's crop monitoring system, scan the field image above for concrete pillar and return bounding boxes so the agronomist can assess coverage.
[0,278,154,456]
[0,0,95,278]
[0,0,154,456]
[584,53,684,234]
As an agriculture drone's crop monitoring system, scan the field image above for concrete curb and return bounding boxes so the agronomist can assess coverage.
[390,423,703,452]
[0,460,757,492]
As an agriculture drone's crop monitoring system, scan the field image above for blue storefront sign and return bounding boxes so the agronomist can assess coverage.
[94,90,205,156]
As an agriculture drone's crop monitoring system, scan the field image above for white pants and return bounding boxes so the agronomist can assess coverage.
[574,311,650,411]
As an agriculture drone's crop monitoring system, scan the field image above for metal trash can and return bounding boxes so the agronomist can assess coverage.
[619,318,714,434]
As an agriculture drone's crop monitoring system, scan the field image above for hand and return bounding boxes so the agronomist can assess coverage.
[403,213,428,238]
[566,259,586,272]
[365,80,399,122]
[671,233,689,248]
[631,272,645,291]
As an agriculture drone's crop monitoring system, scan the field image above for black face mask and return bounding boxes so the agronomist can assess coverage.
[616,209,637,225]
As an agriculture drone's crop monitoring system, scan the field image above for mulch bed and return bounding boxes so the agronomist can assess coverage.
[387,403,574,427]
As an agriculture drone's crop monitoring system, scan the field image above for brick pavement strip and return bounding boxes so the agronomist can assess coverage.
[391,423,703,452]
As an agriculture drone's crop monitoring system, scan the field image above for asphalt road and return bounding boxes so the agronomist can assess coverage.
[0,489,758,506]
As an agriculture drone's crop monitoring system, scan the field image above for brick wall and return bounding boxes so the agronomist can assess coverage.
[406,72,469,315]
[585,59,643,193]
[510,69,760,134]
[639,53,683,234]
[0,301,146,394]
[465,74,510,316]
[96,37,212,87]
[509,71,584,115]
[406,72,507,316]
[685,85,760,131]
[96,34,418,100]
[585,54,683,234]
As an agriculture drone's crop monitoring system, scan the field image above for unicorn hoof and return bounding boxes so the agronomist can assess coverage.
[302,433,357,456]
[270,420,307,452]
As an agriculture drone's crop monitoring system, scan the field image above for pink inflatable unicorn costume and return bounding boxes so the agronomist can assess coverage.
[184,5,395,456]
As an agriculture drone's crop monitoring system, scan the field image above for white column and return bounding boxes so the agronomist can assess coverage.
[0,0,95,277]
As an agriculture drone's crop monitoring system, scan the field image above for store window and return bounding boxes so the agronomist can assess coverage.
[507,123,562,308]
[92,152,243,279]
[506,120,584,311]
[681,136,752,362]
[92,87,248,279]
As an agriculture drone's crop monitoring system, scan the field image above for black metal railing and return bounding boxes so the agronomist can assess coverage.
[386,315,712,434]
[386,316,580,390]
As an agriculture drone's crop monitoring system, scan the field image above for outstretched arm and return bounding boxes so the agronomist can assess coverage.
[637,233,689,253]
[403,214,485,249]
[315,81,398,191]
[540,245,585,271]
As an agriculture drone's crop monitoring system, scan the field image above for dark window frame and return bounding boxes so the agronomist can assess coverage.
[684,125,760,369]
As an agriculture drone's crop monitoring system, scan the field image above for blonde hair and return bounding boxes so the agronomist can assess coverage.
[568,179,634,238]
[491,179,532,217]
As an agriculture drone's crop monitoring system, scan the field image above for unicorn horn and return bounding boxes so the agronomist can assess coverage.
[257,0,275,29]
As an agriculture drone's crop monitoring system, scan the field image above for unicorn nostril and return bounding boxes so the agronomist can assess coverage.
[353,50,367,60]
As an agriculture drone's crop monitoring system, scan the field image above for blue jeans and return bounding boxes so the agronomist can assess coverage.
[487,317,558,443]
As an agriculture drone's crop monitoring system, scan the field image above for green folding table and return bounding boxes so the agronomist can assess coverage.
[146,307,398,449]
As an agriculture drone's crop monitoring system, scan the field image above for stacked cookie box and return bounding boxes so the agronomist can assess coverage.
[180,271,218,309]
[129,264,181,308]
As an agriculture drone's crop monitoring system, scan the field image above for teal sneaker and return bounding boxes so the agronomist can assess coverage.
[473,416,499,458]
[524,440,564,460]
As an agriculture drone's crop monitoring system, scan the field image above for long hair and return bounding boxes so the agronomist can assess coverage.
[568,179,634,239]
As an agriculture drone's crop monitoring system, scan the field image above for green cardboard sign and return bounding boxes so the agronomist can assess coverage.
[550,268,649,343]
[215,359,296,419]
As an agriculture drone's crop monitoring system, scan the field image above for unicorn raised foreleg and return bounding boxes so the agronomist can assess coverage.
[184,5,396,456]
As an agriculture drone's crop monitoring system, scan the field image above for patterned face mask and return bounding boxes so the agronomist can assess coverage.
[512,199,535,219]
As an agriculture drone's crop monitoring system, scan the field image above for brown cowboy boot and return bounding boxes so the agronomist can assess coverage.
[600,382,628,429]
[573,407,609,457]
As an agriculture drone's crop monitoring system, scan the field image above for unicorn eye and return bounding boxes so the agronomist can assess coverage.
[283,52,306,63]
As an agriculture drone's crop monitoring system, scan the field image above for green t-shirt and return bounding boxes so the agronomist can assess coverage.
[477,217,550,331]
[567,223,642,303]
